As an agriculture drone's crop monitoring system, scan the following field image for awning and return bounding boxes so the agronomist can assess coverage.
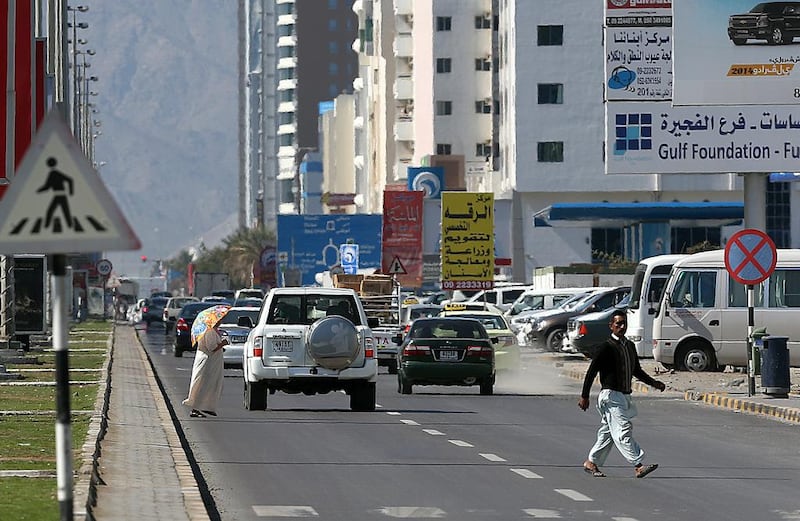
[533,202,744,228]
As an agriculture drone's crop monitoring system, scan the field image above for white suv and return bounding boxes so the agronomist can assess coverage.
[241,287,378,411]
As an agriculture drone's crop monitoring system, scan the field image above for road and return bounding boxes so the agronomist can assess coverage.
[139,326,800,521]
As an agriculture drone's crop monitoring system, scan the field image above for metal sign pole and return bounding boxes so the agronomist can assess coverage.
[52,253,73,520]
[747,284,755,397]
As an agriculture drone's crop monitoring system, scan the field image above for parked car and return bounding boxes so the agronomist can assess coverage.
[162,296,200,334]
[216,306,261,369]
[232,297,264,308]
[173,301,218,357]
[462,284,533,313]
[522,286,630,351]
[564,295,630,358]
[509,290,593,335]
[141,297,169,328]
[235,288,265,300]
[438,308,521,372]
[395,317,497,395]
[506,287,590,318]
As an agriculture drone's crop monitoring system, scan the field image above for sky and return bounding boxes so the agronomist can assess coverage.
[78,2,239,277]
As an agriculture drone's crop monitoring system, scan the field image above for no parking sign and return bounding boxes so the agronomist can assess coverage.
[724,229,777,285]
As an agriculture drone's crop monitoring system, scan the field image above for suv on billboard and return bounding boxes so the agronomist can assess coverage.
[728,2,800,45]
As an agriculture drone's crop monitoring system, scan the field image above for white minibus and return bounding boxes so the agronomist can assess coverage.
[653,249,800,372]
[626,255,688,357]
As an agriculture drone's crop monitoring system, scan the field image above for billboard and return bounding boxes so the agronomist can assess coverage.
[605,1,672,101]
[277,215,382,287]
[441,192,494,290]
[673,0,800,105]
[13,255,46,334]
[382,190,423,288]
[607,102,800,173]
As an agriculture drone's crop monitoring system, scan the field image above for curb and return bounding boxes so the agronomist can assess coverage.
[563,366,800,425]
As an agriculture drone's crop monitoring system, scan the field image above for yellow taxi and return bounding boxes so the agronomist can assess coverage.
[439,304,521,371]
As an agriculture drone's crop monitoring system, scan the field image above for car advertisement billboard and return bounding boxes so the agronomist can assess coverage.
[277,215,382,287]
[673,0,800,105]
[606,101,800,173]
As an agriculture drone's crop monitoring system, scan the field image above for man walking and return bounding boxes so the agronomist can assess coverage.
[578,309,666,478]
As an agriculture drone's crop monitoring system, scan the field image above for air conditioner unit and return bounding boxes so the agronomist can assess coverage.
[483,11,492,19]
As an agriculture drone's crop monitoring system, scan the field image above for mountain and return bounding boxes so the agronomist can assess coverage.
[81,1,239,276]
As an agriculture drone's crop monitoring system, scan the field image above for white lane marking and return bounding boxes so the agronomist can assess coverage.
[523,509,562,518]
[479,453,506,462]
[422,429,445,436]
[386,411,402,416]
[448,439,473,447]
[400,419,420,426]
[510,468,543,479]
[554,489,593,502]
[612,518,640,521]
[376,506,447,518]
[252,505,319,517]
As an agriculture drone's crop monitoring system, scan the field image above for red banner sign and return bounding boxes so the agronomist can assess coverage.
[382,190,423,288]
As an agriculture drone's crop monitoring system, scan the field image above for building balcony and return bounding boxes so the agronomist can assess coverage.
[394,75,413,100]
[278,78,298,90]
[277,14,296,26]
[277,123,296,135]
[394,0,412,17]
[277,57,297,69]
[393,34,413,58]
[278,101,297,113]
[394,118,414,142]
[278,35,297,47]
[352,0,363,15]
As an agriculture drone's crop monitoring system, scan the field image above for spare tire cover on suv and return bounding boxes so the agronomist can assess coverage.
[306,316,361,370]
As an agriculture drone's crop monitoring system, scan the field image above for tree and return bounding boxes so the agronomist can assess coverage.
[222,226,276,288]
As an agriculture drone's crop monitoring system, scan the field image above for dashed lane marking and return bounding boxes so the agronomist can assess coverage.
[422,429,445,436]
[479,453,506,462]
[510,468,543,479]
[522,509,562,518]
[375,507,447,518]
[448,439,473,447]
[400,419,420,426]
[252,505,319,517]
[554,489,593,502]
[386,411,402,415]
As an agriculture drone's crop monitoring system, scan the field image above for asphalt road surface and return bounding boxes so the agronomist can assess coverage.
[139,325,800,521]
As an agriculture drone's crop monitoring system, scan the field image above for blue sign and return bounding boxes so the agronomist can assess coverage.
[407,166,444,199]
[340,243,359,274]
[277,215,381,286]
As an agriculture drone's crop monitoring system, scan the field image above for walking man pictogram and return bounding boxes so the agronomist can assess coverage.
[37,157,74,231]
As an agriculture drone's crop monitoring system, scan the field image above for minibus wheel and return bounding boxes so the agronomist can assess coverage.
[678,340,717,372]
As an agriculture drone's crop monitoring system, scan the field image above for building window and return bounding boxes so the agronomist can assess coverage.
[767,182,791,248]
[329,63,339,75]
[279,68,295,80]
[279,89,295,102]
[591,228,623,263]
[476,142,492,158]
[475,100,492,114]
[436,58,452,73]
[436,144,452,155]
[277,3,293,15]
[328,41,338,54]
[436,100,453,115]
[279,134,294,147]
[278,25,292,37]
[538,83,563,104]
[475,58,491,71]
[538,25,563,46]
[474,15,491,29]
[278,46,295,59]
[436,16,452,31]
[537,141,564,162]
[328,19,338,31]
[671,227,722,253]
[328,0,337,8]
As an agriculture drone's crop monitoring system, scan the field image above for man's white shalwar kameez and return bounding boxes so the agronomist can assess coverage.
[182,328,224,414]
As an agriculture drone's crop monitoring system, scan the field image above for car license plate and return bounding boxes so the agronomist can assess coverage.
[273,340,293,352]
[439,350,458,361]
[231,335,247,343]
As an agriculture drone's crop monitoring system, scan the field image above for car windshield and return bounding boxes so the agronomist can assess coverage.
[560,292,592,311]
[219,308,259,325]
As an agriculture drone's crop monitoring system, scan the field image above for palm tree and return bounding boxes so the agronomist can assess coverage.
[222,226,277,288]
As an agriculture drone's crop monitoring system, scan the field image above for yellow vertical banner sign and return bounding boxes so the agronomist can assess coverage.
[440,192,494,291]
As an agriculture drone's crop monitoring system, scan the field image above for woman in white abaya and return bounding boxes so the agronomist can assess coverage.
[182,322,228,417]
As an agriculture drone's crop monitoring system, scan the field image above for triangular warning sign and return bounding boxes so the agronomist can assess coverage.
[0,111,140,254]
[387,256,407,275]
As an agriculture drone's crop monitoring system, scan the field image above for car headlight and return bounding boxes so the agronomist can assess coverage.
[534,320,546,331]
[628,335,642,342]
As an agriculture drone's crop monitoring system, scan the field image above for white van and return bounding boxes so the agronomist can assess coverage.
[653,249,800,372]
[626,254,688,358]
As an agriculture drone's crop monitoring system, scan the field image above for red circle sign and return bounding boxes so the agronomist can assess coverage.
[724,229,777,285]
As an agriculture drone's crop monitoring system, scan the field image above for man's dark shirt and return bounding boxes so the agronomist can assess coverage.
[581,335,660,399]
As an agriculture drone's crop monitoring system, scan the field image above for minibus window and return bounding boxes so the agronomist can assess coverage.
[768,269,800,307]
[670,271,716,308]
[729,276,765,307]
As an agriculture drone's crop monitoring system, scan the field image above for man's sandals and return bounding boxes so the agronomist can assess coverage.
[583,462,606,477]
[635,463,658,478]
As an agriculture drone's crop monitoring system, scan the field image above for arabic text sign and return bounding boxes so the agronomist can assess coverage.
[382,190,423,288]
[605,4,672,102]
[606,102,800,173]
[724,229,777,285]
[440,192,494,291]
[673,0,800,105]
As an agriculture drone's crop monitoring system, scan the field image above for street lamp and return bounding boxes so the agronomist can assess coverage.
[67,5,89,136]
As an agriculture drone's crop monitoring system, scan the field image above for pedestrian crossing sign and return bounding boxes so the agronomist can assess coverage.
[0,111,140,254]
[387,256,407,275]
